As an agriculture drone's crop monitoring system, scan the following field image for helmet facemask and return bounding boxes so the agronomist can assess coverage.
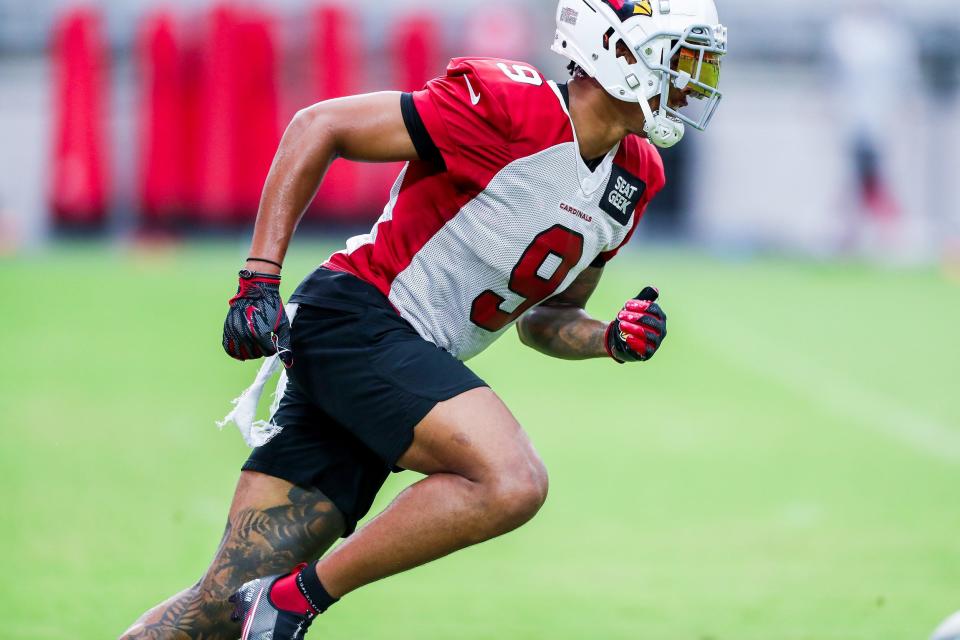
[643,24,726,133]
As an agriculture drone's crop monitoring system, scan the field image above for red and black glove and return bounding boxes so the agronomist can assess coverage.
[222,269,293,367]
[605,286,667,363]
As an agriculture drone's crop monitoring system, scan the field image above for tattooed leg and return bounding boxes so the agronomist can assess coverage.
[119,471,345,640]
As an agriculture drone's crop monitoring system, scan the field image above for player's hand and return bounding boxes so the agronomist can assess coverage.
[222,270,293,368]
[605,286,667,363]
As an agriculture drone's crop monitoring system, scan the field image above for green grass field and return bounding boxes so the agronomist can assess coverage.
[1,242,958,639]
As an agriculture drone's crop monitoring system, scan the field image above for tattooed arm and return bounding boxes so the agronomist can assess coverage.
[120,473,345,640]
[516,266,608,360]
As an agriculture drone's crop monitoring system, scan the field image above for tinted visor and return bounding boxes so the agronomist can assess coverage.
[676,47,721,99]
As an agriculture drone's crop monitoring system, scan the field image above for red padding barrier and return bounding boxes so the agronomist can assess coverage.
[137,11,185,225]
[308,5,364,221]
[233,10,280,217]
[391,14,443,91]
[194,5,279,225]
[357,13,445,221]
[464,5,533,60]
[50,7,110,227]
[179,22,205,222]
[194,5,237,223]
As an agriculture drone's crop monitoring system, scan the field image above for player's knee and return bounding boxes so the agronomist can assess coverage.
[489,478,547,532]
[484,455,549,532]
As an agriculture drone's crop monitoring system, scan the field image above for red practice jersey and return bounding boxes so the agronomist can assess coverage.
[325,57,665,360]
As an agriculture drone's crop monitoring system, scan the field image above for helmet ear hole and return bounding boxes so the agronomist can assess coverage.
[602,27,615,50]
[614,40,637,65]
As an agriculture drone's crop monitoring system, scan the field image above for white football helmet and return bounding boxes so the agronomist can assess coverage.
[553,0,727,148]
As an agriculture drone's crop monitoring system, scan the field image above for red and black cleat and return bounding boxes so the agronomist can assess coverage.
[229,564,316,640]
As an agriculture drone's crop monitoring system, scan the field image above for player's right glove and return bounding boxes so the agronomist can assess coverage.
[605,286,667,363]
[222,269,293,367]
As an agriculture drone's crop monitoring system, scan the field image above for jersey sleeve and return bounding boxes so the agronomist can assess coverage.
[592,138,667,267]
[409,59,514,187]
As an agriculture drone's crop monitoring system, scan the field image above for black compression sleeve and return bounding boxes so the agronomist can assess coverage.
[400,92,445,171]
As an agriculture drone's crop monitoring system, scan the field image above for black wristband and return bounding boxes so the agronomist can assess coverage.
[247,256,283,269]
[238,269,281,280]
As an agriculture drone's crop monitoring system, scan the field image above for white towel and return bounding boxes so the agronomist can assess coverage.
[217,303,299,448]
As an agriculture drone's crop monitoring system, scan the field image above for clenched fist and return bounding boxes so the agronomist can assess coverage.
[222,270,293,367]
[605,286,667,363]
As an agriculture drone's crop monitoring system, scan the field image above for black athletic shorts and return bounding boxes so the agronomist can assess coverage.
[242,268,487,535]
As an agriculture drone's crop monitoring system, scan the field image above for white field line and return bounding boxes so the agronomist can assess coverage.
[693,330,960,464]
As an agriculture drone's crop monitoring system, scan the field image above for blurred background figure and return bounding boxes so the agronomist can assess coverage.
[825,0,926,262]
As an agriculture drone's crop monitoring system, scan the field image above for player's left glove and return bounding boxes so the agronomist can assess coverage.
[222,269,293,367]
[605,286,667,363]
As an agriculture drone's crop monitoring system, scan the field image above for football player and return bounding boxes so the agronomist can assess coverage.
[120,1,725,638]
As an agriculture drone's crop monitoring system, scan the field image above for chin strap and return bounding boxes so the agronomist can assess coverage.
[639,96,685,149]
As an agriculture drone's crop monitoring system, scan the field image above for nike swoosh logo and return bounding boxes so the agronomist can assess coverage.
[465,75,481,106]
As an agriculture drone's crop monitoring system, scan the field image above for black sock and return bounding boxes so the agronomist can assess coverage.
[296,561,339,614]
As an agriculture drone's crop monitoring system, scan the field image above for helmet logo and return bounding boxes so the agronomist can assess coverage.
[606,0,653,20]
[633,0,653,16]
